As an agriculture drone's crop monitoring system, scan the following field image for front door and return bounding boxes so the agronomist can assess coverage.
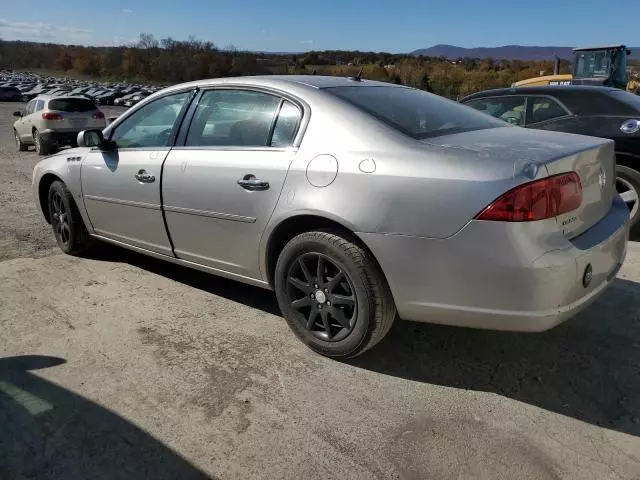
[80,90,194,255]
[162,89,303,279]
[15,99,36,140]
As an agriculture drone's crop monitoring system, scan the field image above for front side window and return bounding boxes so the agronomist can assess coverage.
[111,91,190,148]
[527,97,568,125]
[326,86,507,139]
[186,89,281,147]
[465,96,526,126]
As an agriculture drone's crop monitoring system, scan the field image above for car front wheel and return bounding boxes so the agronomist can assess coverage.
[48,181,93,255]
[616,165,640,228]
[14,130,27,152]
[275,230,396,358]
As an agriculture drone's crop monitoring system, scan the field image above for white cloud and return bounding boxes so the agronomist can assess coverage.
[300,39,313,45]
[0,18,94,43]
[122,8,133,14]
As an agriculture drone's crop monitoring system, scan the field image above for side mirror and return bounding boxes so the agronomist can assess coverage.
[13,111,23,117]
[77,129,116,150]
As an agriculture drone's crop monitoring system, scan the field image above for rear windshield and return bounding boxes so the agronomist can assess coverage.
[48,98,96,112]
[325,85,507,139]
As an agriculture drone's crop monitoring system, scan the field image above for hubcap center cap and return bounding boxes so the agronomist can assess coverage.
[315,290,327,304]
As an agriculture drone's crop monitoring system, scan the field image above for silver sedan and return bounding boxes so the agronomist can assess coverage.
[32,75,630,358]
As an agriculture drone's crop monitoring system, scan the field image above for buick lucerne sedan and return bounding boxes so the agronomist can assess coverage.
[32,75,630,358]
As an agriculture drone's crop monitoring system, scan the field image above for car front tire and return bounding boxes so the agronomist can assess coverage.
[275,230,396,358]
[47,181,93,256]
[616,165,640,228]
[14,130,27,152]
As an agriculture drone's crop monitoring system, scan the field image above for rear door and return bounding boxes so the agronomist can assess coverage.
[162,88,304,279]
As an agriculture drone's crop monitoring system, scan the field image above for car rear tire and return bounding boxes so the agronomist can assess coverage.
[275,230,396,358]
[14,130,27,152]
[616,165,640,228]
[33,129,52,156]
[47,181,93,256]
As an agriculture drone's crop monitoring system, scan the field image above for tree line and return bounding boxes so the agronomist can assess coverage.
[0,34,573,98]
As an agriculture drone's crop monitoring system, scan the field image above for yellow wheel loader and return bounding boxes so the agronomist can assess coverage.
[512,45,632,90]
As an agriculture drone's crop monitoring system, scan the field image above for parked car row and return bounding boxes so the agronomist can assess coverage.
[0,70,163,106]
[29,75,630,358]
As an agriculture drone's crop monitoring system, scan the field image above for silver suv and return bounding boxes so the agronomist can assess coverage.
[13,95,106,155]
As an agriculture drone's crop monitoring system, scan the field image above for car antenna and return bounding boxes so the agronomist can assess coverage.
[349,67,363,82]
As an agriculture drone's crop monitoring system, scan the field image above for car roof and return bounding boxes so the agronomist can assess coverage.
[35,94,95,101]
[159,74,399,95]
[459,85,620,102]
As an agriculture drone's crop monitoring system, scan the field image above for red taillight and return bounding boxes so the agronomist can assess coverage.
[92,111,105,119]
[42,112,62,120]
[475,172,582,222]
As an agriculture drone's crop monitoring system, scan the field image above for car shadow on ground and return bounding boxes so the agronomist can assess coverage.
[89,244,640,439]
[350,277,640,438]
[0,355,214,480]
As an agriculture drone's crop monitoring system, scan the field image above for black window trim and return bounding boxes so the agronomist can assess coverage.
[464,93,573,127]
[174,84,308,151]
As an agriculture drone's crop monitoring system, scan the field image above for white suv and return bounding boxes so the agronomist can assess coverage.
[13,95,107,155]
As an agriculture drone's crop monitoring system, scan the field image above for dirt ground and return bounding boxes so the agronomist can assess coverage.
[1,101,639,479]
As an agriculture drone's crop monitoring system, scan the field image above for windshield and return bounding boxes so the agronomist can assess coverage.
[573,50,611,79]
[48,98,96,112]
[325,85,507,139]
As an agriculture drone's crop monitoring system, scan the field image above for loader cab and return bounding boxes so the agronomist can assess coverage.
[571,45,630,89]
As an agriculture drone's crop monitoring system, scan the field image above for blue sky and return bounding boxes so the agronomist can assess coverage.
[1,1,637,53]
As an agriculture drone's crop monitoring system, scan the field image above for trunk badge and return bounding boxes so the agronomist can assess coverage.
[598,167,607,190]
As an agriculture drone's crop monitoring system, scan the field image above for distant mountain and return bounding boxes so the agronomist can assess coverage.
[410,44,640,61]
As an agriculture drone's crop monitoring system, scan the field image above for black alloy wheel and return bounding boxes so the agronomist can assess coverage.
[47,180,93,255]
[286,252,357,342]
[275,230,396,358]
[50,190,71,249]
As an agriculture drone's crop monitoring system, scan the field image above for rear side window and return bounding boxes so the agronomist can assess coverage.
[186,89,281,147]
[326,85,506,139]
[35,100,45,112]
[48,98,96,112]
[465,96,526,126]
[526,97,569,124]
[271,100,302,147]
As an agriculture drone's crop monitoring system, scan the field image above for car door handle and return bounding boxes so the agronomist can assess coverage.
[237,175,269,191]
[134,170,155,183]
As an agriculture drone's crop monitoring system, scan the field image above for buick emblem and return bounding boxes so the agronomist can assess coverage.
[598,167,607,190]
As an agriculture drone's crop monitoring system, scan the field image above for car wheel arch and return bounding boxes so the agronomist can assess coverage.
[263,213,390,292]
[38,173,64,224]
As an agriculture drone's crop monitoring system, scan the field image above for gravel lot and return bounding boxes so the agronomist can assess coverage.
[1,101,639,479]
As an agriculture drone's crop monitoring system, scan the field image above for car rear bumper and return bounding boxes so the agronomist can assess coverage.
[358,195,630,332]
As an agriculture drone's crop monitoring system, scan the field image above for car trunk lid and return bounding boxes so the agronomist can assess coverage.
[422,127,616,238]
